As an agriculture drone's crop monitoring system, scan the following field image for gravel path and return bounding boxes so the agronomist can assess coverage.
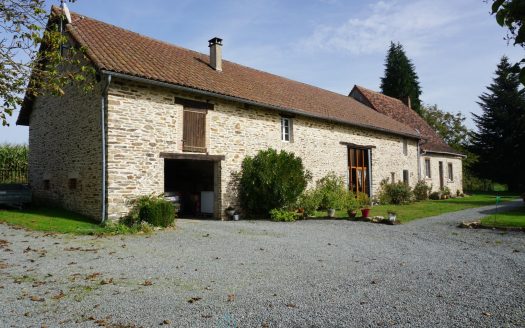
[0,200,524,327]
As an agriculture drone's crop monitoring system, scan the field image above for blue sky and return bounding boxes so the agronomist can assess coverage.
[1,0,523,144]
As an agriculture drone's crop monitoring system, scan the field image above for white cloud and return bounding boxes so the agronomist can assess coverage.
[300,0,474,56]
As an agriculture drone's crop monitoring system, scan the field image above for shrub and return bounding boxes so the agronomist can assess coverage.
[429,191,441,200]
[239,149,311,218]
[378,179,414,205]
[270,208,297,222]
[413,180,432,201]
[316,172,347,210]
[139,198,176,227]
[297,189,322,217]
[441,186,451,197]
[343,190,358,211]
[356,192,370,208]
[123,195,176,228]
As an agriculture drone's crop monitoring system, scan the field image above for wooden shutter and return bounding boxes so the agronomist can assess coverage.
[183,109,206,153]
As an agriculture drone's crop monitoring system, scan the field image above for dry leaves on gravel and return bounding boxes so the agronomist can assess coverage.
[142,280,153,286]
[187,297,202,303]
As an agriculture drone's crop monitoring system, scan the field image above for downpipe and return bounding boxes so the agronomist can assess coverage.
[101,74,112,223]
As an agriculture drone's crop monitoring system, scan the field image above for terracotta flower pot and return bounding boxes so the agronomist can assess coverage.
[361,208,371,218]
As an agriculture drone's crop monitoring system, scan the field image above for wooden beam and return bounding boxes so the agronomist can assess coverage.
[159,152,225,161]
[339,142,376,149]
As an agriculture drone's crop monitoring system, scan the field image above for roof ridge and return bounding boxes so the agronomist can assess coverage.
[61,6,357,104]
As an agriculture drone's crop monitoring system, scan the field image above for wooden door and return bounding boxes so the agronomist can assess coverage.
[348,148,370,195]
[183,109,206,153]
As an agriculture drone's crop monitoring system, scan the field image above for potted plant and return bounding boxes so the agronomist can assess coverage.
[387,210,397,222]
[356,192,371,218]
[347,206,358,219]
[361,205,371,218]
[225,206,235,218]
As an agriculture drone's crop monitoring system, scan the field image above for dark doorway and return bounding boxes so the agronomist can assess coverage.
[164,159,215,217]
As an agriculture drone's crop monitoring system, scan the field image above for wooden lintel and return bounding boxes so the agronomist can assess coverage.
[159,152,225,161]
[339,142,376,149]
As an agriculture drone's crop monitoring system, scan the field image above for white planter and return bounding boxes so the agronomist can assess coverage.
[388,213,397,222]
[233,214,240,221]
[226,210,235,217]
[327,208,336,218]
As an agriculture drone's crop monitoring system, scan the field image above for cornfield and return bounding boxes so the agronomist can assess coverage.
[0,144,28,184]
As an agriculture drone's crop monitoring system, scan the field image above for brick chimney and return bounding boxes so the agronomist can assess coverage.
[208,37,223,71]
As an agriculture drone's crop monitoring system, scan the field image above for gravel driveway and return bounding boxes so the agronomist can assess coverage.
[0,201,524,327]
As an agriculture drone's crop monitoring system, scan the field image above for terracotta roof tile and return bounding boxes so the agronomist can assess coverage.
[351,85,462,155]
[18,7,420,139]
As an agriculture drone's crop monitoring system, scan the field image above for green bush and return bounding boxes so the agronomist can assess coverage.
[297,189,322,217]
[429,191,441,200]
[378,179,414,205]
[316,172,348,210]
[356,192,370,208]
[441,186,451,197]
[239,149,311,218]
[270,208,297,222]
[413,180,431,201]
[123,195,176,228]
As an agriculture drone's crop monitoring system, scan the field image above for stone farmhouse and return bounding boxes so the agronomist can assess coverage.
[17,7,463,221]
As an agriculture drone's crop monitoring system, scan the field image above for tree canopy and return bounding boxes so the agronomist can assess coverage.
[470,56,525,191]
[380,42,422,113]
[0,0,93,126]
[491,0,525,84]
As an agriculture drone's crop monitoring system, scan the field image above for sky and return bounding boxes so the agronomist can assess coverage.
[1,0,523,144]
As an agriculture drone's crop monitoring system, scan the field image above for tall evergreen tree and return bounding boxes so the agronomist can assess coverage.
[471,56,525,191]
[380,42,422,113]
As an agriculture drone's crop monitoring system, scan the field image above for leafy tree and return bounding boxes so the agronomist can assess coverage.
[419,104,469,151]
[0,0,94,126]
[380,42,423,113]
[471,56,525,191]
[491,0,525,84]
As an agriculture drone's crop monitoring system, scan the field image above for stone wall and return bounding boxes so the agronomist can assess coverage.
[420,153,463,194]
[28,83,103,219]
[106,79,420,219]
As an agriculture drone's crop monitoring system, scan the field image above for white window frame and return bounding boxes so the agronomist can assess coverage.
[281,117,292,142]
[425,158,431,179]
[447,163,453,182]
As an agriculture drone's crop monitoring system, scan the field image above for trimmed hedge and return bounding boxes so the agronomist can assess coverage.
[124,195,176,228]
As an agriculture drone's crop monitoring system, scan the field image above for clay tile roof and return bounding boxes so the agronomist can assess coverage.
[18,7,419,139]
[351,85,462,155]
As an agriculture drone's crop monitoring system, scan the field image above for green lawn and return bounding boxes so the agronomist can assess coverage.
[314,192,519,223]
[480,204,525,228]
[0,207,106,234]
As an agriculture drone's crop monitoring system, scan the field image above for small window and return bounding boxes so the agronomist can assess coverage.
[43,180,50,190]
[448,163,453,181]
[425,159,431,178]
[403,170,409,185]
[281,117,293,142]
[391,172,396,184]
[68,178,77,190]
[402,138,408,156]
